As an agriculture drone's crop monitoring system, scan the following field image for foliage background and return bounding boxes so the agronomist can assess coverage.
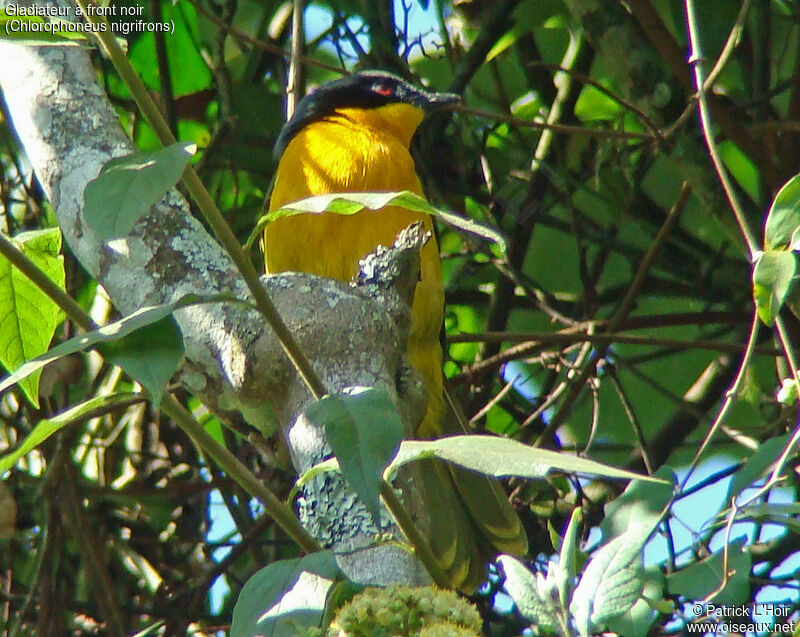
[1,0,799,635]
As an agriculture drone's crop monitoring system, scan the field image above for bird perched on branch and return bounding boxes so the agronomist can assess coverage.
[264,70,527,591]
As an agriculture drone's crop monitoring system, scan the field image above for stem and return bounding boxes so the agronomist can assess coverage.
[679,311,760,491]
[286,0,305,118]
[447,330,775,355]
[75,0,327,400]
[684,0,758,257]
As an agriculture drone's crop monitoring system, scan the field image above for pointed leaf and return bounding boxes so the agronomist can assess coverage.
[559,507,582,607]
[604,569,664,637]
[98,315,183,407]
[0,228,65,407]
[498,555,561,633]
[388,435,667,483]
[570,529,646,636]
[304,388,404,526]
[231,551,341,637]
[252,190,507,256]
[83,142,196,241]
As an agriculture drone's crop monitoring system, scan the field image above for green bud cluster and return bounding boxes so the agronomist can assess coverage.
[324,584,482,637]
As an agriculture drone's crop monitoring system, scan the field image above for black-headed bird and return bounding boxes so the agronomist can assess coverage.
[264,70,527,591]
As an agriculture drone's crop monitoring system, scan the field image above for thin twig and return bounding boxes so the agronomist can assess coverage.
[286,0,305,118]
[457,105,653,141]
[662,0,754,140]
[188,0,345,75]
[448,330,773,355]
[529,61,663,141]
[608,365,653,474]
[685,0,800,468]
[684,0,758,256]
[534,184,693,445]
[609,182,691,333]
[149,0,177,135]
[469,377,515,424]
[679,311,760,490]
[450,314,765,382]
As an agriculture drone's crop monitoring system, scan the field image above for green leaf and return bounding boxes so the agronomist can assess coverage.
[498,555,561,633]
[666,538,751,605]
[251,190,508,256]
[600,466,675,543]
[0,228,65,407]
[387,435,668,483]
[752,250,797,325]
[230,551,342,637]
[559,507,582,607]
[570,529,646,636]
[718,141,762,206]
[575,84,623,123]
[725,433,792,501]
[604,570,664,637]
[0,9,88,45]
[98,315,183,408]
[304,389,404,526]
[83,142,196,241]
[764,174,800,250]
[0,294,240,405]
[0,393,138,474]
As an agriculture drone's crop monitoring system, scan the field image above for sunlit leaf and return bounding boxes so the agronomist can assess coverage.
[570,530,645,636]
[231,552,341,637]
[752,250,796,325]
[0,228,65,407]
[251,190,508,256]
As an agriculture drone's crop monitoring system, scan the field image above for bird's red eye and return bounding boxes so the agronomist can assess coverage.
[374,83,393,96]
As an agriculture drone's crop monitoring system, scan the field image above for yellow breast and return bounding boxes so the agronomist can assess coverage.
[265,103,444,435]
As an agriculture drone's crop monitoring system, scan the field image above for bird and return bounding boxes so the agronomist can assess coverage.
[264,70,527,591]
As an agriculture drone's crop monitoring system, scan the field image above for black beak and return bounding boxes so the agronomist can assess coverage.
[409,87,462,110]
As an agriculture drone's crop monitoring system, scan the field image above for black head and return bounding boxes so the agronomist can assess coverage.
[273,70,460,159]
